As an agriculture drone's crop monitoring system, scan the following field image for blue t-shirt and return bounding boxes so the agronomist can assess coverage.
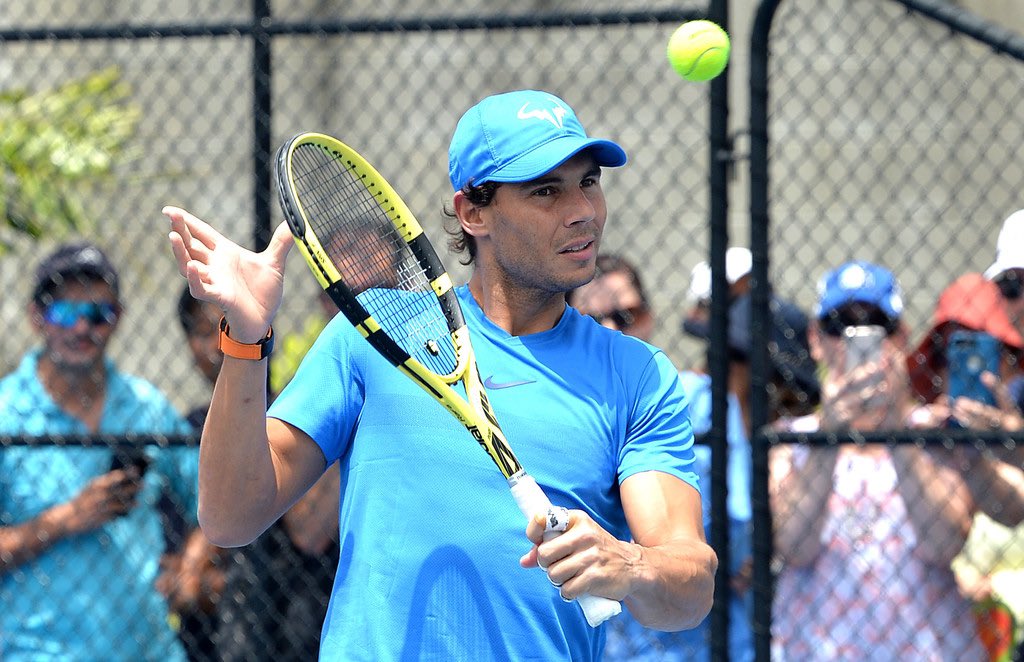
[268,285,699,661]
[603,371,754,662]
[0,350,197,662]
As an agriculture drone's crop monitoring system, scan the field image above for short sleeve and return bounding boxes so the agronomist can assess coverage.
[617,351,700,495]
[267,315,366,464]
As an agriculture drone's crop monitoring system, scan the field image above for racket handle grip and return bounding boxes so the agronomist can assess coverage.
[508,474,622,627]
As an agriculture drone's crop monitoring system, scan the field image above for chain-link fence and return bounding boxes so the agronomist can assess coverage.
[2,0,1023,660]
[0,2,715,660]
[748,1,1024,661]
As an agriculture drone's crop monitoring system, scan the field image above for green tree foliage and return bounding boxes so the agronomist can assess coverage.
[0,66,140,250]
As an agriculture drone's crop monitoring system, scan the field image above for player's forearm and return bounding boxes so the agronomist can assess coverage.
[198,357,280,546]
[621,537,717,631]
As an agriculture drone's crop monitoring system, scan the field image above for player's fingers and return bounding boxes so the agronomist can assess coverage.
[518,547,540,569]
[163,205,221,251]
[265,221,295,268]
[185,264,224,305]
[168,232,192,278]
[525,512,547,545]
[166,213,215,268]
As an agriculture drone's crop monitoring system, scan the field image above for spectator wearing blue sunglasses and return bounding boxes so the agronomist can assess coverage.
[0,241,199,661]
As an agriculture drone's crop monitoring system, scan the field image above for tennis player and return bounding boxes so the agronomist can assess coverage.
[164,89,715,660]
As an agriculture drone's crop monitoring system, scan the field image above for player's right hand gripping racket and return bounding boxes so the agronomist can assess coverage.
[275,132,621,627]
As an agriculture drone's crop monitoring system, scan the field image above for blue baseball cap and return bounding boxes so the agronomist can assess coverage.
[448,90,627,191]
[814,261,903,321]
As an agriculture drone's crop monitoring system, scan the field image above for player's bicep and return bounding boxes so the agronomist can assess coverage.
[267,416,330,516]
[620,469,705,547]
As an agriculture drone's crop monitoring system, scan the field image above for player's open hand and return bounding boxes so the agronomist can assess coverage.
[163,206,294,343]
[520,509,630,602]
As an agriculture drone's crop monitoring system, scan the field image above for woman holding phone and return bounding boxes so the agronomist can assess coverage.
[769,261,984,661]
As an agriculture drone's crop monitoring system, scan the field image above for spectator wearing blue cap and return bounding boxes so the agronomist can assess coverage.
[162,90,716,661]
[769,261,984,661]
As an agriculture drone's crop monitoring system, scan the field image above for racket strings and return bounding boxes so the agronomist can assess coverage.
[290,143,459,376]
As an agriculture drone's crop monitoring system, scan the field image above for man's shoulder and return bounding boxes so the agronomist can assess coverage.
[105,366,188,430]
[109,368,168,401]
[0,353,43,409]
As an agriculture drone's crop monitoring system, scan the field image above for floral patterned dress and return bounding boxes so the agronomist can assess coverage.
[771,417,985,661]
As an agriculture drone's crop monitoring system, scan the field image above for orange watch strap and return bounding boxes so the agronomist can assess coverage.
[218,317,274,360]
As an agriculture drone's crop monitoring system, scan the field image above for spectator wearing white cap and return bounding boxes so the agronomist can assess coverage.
[683,247,753,332]
[985,210,1024,322]
[985,209,1024,416]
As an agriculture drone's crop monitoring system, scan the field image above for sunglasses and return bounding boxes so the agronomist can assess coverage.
[820,307,898,337]
[592,305,647,329]
[43,300,119,328]
[995,272,1023,301]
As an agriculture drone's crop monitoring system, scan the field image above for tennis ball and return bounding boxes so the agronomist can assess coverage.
[667,20,731,82]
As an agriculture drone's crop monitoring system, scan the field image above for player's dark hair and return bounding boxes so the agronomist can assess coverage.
[442,180,501,266]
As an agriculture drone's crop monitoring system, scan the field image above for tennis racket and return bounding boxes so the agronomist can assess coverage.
[274,131,621,627]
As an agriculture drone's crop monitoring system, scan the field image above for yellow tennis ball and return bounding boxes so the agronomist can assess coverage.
[667,20,731,82]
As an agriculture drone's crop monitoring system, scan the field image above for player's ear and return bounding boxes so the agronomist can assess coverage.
[453,190,489,239]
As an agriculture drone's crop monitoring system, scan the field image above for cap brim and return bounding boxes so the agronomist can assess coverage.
[984,258,1022,280]
[482,136,626,184]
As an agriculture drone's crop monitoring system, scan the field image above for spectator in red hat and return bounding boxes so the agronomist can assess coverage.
[907,272,1023,414]
[904,272,1024,652]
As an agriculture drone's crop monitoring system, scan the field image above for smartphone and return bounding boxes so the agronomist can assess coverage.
[843,325,885,372]
[947,330,1000,407]
[109,447,151,477]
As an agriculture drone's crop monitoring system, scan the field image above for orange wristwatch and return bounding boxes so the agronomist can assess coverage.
[218,317,274,360]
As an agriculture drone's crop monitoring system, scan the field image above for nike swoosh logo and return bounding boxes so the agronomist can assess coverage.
[483,376,536,390]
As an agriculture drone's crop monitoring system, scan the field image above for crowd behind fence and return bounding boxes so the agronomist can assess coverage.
[1,0,1023,660]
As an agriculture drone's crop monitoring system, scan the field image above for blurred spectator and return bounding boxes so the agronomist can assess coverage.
[906,272,1024,436]
[270,290,339,396]
[177,287,224,427]
[170,285,341,661]
[683,247,753,331]
[769,261,984,660]
[572,254,817,662]
[155,288,226,660]
[568,253,653,341]
[904,273,1024,653]
[678,291,819,662]
[0,242,198,661]
[984,209,1024,413]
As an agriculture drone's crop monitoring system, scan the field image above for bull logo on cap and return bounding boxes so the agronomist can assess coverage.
[516,102,567,129]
